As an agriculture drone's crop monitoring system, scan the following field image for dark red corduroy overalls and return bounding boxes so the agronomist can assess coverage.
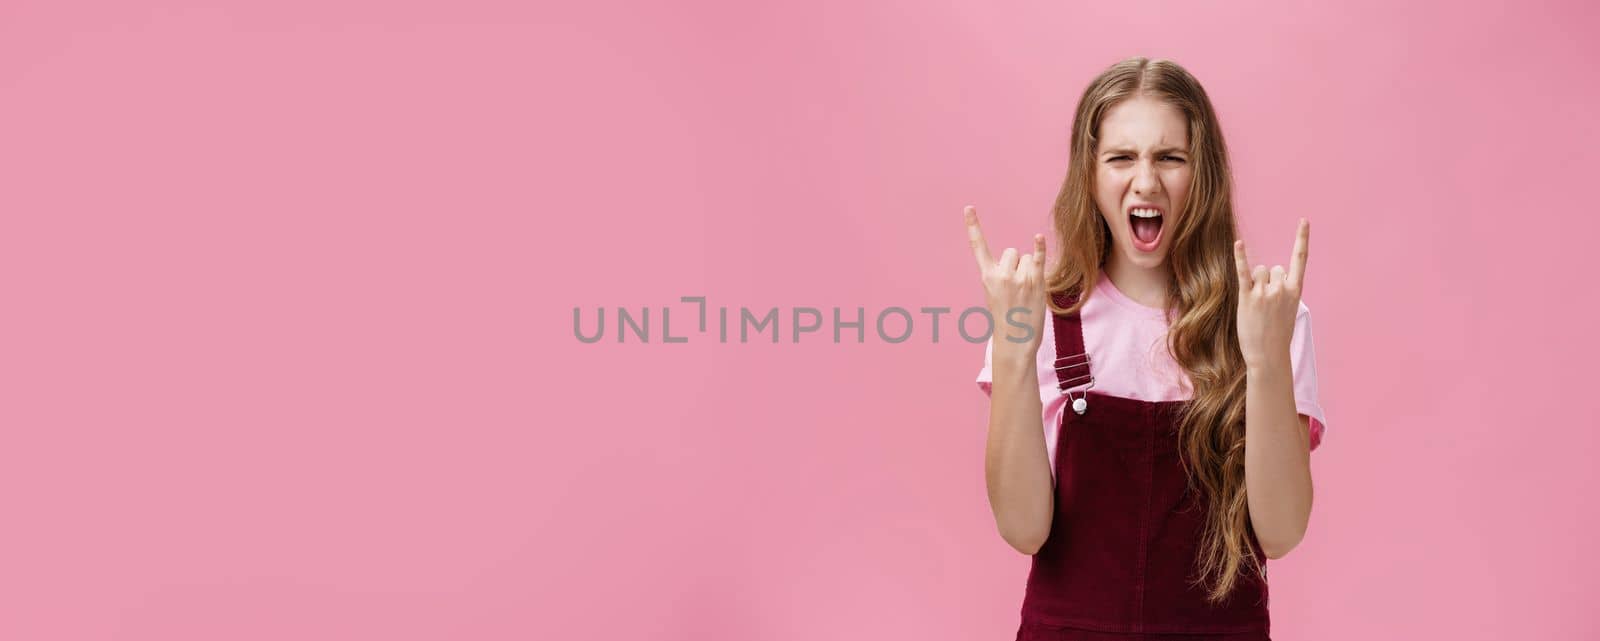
[1016,291,1271,641]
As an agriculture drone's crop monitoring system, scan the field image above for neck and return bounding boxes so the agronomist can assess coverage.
[1104,253,1171,309]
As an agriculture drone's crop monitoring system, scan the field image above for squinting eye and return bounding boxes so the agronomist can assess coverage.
[1162,155,1187,163]
[1107,155,1131,161]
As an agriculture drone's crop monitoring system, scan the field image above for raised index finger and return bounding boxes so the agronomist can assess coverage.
[1287,218,1310,289]
[965,206,994,271]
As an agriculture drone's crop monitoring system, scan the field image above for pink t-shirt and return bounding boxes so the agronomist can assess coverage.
[976,272,1328,482]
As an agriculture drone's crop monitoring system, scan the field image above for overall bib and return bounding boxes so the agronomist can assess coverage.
[1017,292,1271,641]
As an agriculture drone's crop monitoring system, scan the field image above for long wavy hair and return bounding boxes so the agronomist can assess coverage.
[1043,57,1259,603]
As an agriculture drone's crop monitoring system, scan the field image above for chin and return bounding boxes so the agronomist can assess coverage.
[1122,244,1169,269]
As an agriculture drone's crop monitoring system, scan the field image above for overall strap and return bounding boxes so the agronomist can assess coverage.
[1050,291,1093,395]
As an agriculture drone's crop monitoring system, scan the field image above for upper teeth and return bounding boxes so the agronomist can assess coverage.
[1131,208,1161,218]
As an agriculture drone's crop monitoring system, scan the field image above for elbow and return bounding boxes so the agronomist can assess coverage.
[1000,524,1050,556]
[1257,508,1311,560]
[1010,536,1045,556]
[1260,533,1304,560]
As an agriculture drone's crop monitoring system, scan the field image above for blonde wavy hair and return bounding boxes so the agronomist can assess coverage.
[1044,57,1259,603]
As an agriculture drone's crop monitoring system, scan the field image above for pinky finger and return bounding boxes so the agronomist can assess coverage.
[1233,240,1252,288]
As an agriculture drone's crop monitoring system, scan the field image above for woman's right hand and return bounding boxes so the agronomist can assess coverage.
[965,205,1048,357]
[969,205,1055,554]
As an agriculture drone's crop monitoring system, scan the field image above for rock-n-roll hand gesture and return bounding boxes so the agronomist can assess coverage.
[966,205,1048,354]
[1234,218,1310,369]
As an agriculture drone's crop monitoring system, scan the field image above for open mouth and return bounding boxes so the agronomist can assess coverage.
[1128,206,1164,252]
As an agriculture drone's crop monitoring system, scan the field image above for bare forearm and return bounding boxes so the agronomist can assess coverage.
[984,348,1054,555]
[1244,357,1313,558]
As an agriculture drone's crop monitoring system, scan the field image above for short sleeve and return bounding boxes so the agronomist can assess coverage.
[1290,300,1329,451]
[975,336,995,397]
[974,326,1055,400]
[975,320,1070,485]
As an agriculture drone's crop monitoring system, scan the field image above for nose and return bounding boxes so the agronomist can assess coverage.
[1132,159,1161,197]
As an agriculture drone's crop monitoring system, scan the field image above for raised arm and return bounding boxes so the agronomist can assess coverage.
[968,205,1055,555]
[1235,219,1316,559]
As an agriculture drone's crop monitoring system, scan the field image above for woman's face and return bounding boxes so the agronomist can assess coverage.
[1093,96,1193,272]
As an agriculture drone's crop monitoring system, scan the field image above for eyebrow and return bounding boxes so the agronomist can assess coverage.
[1099,146,1189,156]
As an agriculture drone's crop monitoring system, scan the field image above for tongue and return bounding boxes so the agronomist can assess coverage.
[1131,216,1162,243]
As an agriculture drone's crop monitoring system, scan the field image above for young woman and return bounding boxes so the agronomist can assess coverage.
[969,57,1327,640]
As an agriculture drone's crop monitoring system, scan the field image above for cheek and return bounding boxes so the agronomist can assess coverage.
[1165,170,1193,208]
[1097,168,1126,188]
[1095,170,1125,206]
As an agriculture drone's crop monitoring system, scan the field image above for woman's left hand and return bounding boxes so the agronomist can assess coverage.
[1235,219,1309,369]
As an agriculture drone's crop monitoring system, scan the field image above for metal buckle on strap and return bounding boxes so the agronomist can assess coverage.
[1053,351,1089,368]
[1053,352,1095,414]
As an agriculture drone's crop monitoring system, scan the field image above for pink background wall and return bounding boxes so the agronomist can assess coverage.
[3,1,1597,639]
